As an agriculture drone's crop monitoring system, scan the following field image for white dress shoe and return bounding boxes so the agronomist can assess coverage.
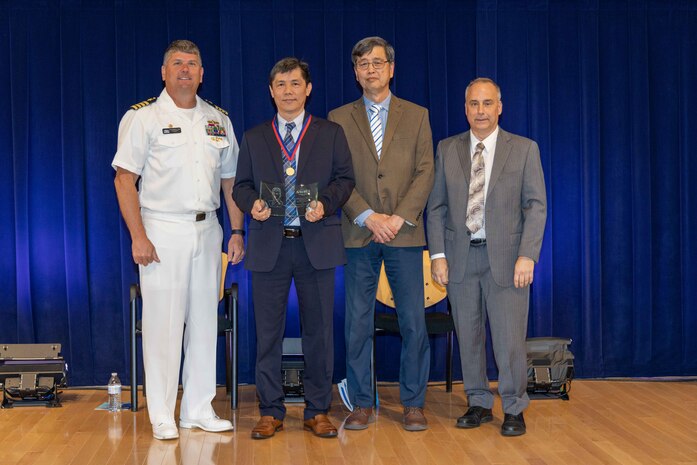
[152,423,179,440]
[179,416,233,432]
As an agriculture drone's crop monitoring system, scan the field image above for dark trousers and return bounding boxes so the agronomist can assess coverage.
[252,235,336,421]
[344,243,430,408]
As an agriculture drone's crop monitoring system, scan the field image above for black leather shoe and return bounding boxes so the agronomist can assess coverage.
[501,413,526,436]
[456,406,493,428]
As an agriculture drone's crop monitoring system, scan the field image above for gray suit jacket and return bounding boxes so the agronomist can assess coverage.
[426,128,547,287]
[328,96,434,248]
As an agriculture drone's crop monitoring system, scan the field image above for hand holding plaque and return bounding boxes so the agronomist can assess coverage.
[304,199,324,222]
[295,183,318,216]
[260,181,318,217]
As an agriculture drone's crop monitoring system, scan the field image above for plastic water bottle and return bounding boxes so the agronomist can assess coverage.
[107,372,122,412]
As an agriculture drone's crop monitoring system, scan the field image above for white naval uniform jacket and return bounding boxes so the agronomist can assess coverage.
[112,88,239,214]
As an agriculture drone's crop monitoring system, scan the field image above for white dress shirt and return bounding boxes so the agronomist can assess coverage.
[430,126,499,260]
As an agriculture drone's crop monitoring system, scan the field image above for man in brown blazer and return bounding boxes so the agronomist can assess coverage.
[328,36,434,432]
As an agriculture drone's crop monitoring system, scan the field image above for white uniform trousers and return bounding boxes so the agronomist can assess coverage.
[139,211,222,426]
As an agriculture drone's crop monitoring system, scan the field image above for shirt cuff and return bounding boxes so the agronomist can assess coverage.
[430,253,446,260]
[354,209,374,227]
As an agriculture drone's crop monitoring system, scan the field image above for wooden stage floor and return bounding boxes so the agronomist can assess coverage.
[1,380,696,465]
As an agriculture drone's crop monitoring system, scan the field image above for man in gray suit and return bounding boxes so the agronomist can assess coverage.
[427,78,546,436]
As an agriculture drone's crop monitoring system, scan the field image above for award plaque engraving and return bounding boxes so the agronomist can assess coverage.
[259,182,319,217]
[259,181,286,216]
[295,183,319,216]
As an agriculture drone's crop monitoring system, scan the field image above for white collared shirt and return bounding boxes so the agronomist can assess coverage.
[112,88,238,214]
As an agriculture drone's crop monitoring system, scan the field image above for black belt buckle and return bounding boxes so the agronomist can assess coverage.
[470,238,486,246]
[283,227,302,238]
[195,212,206,222]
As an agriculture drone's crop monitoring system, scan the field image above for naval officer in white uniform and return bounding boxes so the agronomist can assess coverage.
[112,39,245,440]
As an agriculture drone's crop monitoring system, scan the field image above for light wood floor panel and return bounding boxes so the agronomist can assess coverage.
[0,380,696,465]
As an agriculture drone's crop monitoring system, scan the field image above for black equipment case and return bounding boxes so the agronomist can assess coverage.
[0,344,67,408]
[526,337,574,400]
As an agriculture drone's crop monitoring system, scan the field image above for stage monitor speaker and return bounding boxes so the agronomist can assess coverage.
[526,337,574,400]
[0,343,67,408]
[281,338,304,403]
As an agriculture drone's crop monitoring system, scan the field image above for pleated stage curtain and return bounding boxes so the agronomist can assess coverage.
[1,0,695,385]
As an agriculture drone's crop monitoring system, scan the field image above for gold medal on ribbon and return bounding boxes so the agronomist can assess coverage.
[286,167,295,176]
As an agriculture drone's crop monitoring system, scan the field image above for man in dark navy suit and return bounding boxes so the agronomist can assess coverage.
[233,57,354,439]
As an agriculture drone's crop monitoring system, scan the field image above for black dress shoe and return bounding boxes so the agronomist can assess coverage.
[456,406,493,428]
[501,413,526,436]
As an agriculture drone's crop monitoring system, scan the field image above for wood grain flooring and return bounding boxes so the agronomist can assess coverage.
[1,380,696,465]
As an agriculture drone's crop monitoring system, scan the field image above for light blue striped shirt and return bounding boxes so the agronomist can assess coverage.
[355,93,392,227]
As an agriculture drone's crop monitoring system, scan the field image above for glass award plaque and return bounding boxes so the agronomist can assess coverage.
[259,181,286,216]
[259,182,319,217]
[295,183,318,216]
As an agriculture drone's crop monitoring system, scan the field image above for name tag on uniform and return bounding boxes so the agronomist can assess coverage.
[162,127,182,134]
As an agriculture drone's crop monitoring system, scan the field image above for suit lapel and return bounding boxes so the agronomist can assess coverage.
[262,120,285,181]
[487,129,512,196]
[296,115,318,179]
[380,96,403,159]
[457,131,472,186]
[350,99,380,162]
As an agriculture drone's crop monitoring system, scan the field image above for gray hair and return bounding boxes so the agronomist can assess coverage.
[163,40,202,66]
[351,36,395,66]
[465,77,502,101]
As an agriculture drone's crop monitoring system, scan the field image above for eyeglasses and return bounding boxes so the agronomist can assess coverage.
[355,59,391,71]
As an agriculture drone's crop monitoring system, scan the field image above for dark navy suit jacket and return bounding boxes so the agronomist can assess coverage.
[233,115,355,272]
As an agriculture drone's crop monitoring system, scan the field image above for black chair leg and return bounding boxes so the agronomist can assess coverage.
[225,329,232,397]
[446,331,453,393]
[229,284,239,410]
[130,284,139,412]
[371,333,378,408]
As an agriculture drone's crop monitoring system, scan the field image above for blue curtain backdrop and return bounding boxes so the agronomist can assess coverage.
[1,0,696,387]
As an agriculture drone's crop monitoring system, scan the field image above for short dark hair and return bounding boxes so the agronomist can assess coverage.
[163,39,202,66]
[268,57,311,85]
[465,77,502,101]
[351,36,395,66]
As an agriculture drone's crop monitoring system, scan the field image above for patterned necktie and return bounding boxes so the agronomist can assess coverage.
[465,142,486,233]
[283,122,297,226]
[369,104,383,158]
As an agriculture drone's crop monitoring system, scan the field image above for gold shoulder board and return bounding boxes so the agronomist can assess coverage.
[129,97,158,111]
[204,99,228,116]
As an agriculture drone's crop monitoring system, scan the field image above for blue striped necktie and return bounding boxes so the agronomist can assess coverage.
[369,104,383,158]
[283,122,298,226]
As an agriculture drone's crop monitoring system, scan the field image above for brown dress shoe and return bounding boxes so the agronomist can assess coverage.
[303,414,338,438]
[251,416,283,439]
[344,406,374,430]
[403,406,428,431]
